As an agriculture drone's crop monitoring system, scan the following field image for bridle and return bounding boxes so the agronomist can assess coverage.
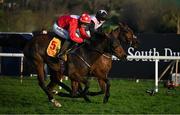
[117,25,137,46]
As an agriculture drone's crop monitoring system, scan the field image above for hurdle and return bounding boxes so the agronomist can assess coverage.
[127,55,180,93]
[0,53,24,83]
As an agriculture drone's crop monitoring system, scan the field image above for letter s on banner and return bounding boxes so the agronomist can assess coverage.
[128,47,134,61]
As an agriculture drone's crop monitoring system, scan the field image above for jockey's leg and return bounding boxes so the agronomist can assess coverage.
[57,40,71,61]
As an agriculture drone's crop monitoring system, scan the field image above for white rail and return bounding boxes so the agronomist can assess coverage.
[127,55,180,60]
[1,53,179,91]
[0,32,33,35]
[0,53,24,57]
[0,53,24,83]
[127,55,180,92]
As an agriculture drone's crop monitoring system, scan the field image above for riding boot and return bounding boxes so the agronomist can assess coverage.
[60,60,65,74]
[57,40,71,61]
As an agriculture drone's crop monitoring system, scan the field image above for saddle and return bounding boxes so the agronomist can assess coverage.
[47,37,68,74]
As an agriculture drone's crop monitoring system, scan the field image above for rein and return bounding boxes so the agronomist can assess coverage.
[102,53,111,59]
[73,53,91,68]
[91,49,111,59]
[72,47,111,69]
[69,33,114,68]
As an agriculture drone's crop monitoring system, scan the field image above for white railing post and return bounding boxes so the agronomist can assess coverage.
[155,59,159,92]
[0,53,24,83]
[20,57,24,83]
[126,55,180,93]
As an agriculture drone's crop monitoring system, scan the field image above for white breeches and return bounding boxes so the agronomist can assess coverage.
[52,22,90,40]
[52,23,69,39]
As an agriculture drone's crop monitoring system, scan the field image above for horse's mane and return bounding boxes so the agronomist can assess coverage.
[102,21,131,34]
[102,21,119,34]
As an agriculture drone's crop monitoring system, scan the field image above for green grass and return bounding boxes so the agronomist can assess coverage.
[0,76,180,114]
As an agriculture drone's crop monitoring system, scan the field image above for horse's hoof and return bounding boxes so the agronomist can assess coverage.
[52,90,59,95]
[103,98,109,103]
[51,99,62,107]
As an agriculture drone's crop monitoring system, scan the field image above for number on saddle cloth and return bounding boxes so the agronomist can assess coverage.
[46,37,61,57]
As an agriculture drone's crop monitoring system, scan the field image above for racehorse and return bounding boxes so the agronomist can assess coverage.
[88,22,139,99]
[63,22,139,103]
[23,29,126,107]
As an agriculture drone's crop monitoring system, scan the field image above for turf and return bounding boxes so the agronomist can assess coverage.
[0,76,180,114]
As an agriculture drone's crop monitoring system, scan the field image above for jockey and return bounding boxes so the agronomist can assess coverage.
[52,13,91,60]
[89,9,108,35]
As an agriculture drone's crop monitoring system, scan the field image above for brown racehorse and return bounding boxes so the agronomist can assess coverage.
[65,22,139,103]
[23,29,126,107]
[88,22,139,99]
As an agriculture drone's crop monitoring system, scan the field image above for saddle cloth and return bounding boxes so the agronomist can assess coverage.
[47,37,61,57]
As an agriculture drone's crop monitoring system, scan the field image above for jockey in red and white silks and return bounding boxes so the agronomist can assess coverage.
[53,13,91,60]
[92,10,108,29]
[53,13,91,43]
[89,10,108,36]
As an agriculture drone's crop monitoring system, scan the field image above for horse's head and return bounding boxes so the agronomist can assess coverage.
[108,36,127,60]
[111,22,139,48]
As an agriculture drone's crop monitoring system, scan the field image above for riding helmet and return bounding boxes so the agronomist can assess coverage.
[96,10,108,21]
[79,13,91,24]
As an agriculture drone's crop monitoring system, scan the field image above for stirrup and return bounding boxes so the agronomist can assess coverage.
[57,53,62,59]
[58,54,67,61]
[57,51,64,58]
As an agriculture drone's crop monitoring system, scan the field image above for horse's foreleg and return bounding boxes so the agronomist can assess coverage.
[103,77,110,103]
[57,80,82,98]
[36,64,54,100]
[81,79,91,102]
[98,79,106,93]
[36,63,61,107]
[71,81,80,97]
[98,74,111,103]
[88,74,110,103]
[87,79,104,96]
[70,76,91,102]
[47,69,72,96]
[48,76,71,97]
[58,81,72,93]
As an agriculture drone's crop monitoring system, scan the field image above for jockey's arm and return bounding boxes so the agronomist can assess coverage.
[79,26,91,39]
[89,21,96,36]
[89,22,105,37]
[69,19,84,44]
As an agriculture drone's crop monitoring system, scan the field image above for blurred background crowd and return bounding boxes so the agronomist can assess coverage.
[0,0,180,33]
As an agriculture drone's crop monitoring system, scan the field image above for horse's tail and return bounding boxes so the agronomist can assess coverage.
[0,33,33,51]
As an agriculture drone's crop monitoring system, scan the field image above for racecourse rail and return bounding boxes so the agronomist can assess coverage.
[0,53,180,92]
[127,55,180,92]
[0,53,24,83]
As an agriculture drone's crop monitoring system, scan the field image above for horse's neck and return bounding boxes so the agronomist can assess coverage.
[78,38,109,63]
[78,46,102,65]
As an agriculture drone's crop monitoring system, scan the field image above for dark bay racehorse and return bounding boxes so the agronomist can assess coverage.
[89,22,139,98]
[23,29,126,107]
[67,22,139,103]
